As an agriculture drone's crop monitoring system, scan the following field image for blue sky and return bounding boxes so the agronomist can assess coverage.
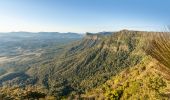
[0,0,169,33]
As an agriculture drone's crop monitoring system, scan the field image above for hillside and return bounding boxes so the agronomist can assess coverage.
[82,32,170,100]
[0,30,170,99]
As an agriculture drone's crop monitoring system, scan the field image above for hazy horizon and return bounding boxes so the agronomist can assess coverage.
[0,28,169,34]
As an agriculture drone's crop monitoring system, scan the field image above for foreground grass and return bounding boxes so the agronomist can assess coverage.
[146,32,170,68]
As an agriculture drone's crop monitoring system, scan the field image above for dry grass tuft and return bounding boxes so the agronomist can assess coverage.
[146,32,170,68]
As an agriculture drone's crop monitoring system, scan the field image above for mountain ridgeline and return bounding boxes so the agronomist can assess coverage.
[0,30,170,100]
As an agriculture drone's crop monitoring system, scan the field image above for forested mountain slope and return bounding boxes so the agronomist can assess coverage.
[82,31,170,100]
[24,30,143,96]
[0,30,170,100]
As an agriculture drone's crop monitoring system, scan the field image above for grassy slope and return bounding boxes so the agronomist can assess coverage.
[84,57,170,100]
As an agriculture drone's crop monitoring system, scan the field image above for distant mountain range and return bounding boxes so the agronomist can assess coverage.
[0,32,83,41]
